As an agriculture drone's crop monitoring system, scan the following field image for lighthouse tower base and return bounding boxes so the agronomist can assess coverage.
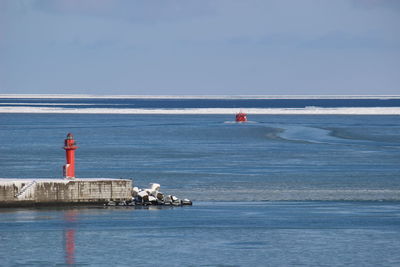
[0,178,132,207]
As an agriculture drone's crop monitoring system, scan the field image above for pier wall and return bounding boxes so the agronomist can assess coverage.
[0,178,132,207]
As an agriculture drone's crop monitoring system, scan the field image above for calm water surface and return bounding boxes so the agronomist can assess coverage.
[1,202,400,267]
[0,111,400,266]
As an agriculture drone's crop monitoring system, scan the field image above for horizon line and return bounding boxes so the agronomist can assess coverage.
[1,94,400,99]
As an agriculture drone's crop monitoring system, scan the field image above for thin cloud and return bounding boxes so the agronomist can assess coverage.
[352,0,400,10]
[33,0,215,23]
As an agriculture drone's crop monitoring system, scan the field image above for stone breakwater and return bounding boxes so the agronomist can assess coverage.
[106,183,192,207]
[0,178,132,207]
[0,178,192,208]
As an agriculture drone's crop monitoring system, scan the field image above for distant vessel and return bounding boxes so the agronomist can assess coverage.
[235,112,247,122]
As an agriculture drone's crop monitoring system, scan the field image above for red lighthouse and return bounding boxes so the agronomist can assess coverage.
[63,133,78,179]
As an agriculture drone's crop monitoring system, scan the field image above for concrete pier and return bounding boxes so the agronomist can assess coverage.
[0,178,132,207]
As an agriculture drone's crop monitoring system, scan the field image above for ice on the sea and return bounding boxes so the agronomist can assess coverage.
[1,106,400,115]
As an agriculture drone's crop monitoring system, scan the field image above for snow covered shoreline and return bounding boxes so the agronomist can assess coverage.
[1,106,400,115]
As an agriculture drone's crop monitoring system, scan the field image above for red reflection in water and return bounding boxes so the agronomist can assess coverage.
[63,210,77,265]
[65,229,75,265]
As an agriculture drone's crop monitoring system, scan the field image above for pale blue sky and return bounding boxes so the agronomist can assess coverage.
[1,0,399,95]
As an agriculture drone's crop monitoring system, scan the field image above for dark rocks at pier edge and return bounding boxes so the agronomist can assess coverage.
[106,183,192,207]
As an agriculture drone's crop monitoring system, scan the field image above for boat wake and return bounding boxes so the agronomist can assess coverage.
[278,126,346,144]
[276,125,399,146]
[224,121,258,124]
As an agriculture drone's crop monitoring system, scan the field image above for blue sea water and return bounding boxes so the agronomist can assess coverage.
[0,98,400,266]
[1,97,400,109]
[1,202,400,266]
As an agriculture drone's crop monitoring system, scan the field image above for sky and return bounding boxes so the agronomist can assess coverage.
[0,0,399,95]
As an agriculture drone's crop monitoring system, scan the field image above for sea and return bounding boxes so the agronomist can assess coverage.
[0,96,400,266]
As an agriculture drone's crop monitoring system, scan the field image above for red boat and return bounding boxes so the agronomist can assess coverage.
[235,112,247,122]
